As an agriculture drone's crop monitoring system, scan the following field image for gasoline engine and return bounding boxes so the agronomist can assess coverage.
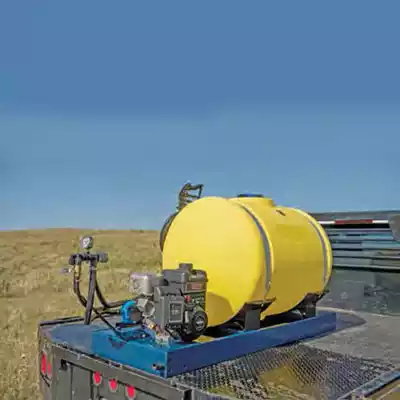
[128,263,208,342]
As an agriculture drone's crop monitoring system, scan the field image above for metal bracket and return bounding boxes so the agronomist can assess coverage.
[235,300,275,331]
[296,291,328,318]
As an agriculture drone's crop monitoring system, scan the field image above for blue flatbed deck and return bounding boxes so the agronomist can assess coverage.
[42,310,337,378]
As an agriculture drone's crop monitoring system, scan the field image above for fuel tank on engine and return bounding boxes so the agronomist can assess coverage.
[161,194,332,327]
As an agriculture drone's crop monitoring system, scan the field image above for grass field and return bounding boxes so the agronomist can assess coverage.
[0,228,161,400]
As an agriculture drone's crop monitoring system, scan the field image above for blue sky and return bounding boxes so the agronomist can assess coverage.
[1,1,400,230]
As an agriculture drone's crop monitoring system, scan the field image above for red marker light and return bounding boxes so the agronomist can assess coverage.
[126,385,136,399]
[109,378,118,392]
[93,371,102,386]
[41,353,47,375]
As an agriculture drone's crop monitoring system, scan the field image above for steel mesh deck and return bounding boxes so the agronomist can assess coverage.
[173,343,395,400]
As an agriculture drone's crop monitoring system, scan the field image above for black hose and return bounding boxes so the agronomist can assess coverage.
[159,212,178,251]
[71,254,131,339]
[95,280,128,309]
[84,262,97,325]
[73,261,127,311]
[73,263,89,308]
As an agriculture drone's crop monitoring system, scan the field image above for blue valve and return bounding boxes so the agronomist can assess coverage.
[120,300,138,324]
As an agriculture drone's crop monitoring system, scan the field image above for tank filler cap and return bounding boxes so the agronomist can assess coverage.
[237,193,264,198]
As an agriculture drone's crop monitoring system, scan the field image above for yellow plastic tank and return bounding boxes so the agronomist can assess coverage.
[161,194,332,327]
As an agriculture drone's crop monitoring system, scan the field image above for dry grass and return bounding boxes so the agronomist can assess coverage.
[0,228,161,400]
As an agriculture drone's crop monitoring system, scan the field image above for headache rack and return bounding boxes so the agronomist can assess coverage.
[312,210,400,272]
